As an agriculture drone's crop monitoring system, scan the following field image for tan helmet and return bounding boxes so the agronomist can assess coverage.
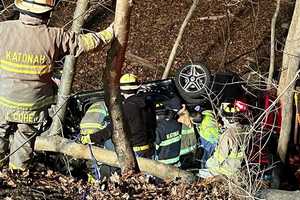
[15,0,55,14]
[120,73,140,91]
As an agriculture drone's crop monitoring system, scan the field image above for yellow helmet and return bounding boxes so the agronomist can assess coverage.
[120,73,139,91]
[15,0,55,14]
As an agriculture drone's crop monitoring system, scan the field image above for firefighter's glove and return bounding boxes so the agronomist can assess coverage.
[80,129,95,144]
[97,22,114,45]
[177,104,192,128]
[81,135,92,145]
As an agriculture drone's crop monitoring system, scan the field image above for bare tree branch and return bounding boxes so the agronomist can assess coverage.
[49,0,89,136]
[267,0,280,89]
[162,0,199,79]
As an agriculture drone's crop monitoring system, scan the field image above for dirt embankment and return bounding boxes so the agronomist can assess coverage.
[69,0,292,91]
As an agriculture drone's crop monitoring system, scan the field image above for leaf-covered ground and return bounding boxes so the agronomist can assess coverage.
[0,167,235,200]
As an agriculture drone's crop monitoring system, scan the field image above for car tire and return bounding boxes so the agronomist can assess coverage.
[175,63,211,99]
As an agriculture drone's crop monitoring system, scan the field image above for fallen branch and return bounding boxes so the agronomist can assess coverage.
[126,52,158,70]
[162,0,199,79]
[34,136,196,183]
[198,14,233,21]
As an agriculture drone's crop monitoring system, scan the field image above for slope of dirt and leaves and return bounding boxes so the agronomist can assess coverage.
[69,0,293,91]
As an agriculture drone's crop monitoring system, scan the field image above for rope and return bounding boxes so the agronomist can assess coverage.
[88,143,101,181]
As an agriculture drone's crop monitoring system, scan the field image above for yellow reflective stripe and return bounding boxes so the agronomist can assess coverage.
[1,60,47,69]
[133,144,150,152]
[180,145,197,155]
[228,151,244,160]
[0,96,54,110]
[0,65,50,75]
[158,156,180,165]
[158,134,181,147]
[0,60,51,75]
[80,123,104,129]
[181,128,194,136]
[214,148,244,163]
[86,109,107,115]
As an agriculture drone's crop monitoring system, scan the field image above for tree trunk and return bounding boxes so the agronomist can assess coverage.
[34,136,196,182]
[103,0,139,174]
[277,0,300,162]
[49,0,89,136]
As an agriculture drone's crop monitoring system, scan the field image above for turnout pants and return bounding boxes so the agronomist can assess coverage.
[0,121,42,170]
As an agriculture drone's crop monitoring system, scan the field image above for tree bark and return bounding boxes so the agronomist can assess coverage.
[34,136,196,182]
[49,0,89,136]
[277,0,300,162]
[103,0,139,174]
[162,0,199,79]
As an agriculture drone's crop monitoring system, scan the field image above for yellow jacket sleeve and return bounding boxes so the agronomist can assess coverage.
[59,24,114,57]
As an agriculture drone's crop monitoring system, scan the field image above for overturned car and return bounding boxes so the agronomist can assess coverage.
[47,63,280,187]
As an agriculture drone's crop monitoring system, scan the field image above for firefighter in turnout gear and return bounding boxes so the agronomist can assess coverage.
[155,97,183,166]
[120,74,156,158]
[0,0,114,170]
[80,102,111,145]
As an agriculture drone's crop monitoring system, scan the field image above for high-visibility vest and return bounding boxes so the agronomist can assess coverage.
[197,110,220,144]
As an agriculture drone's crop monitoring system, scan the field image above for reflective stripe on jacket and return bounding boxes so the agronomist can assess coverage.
[155,119,181,165]
[180,125,197,156]
[0,14,106,123]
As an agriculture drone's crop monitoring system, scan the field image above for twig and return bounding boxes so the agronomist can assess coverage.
[126,52,159,70]
[198,13,233,21]
[162,0,199,79]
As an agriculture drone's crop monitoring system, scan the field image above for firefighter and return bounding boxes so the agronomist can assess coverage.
[196,110,221,167]
[179,107,200,169]
[80,101,111,145]
[0,0,114,170]
[205,102,248,176]
[155,97,183,166]
[206,122,245,177]
[120,73,156,158]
